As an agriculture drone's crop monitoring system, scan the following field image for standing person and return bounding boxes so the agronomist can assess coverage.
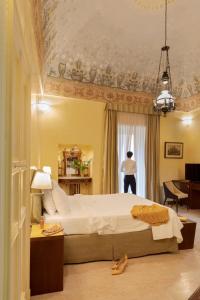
[121,151,136,194]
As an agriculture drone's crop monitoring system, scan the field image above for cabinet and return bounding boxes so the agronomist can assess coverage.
[30,224,64,296]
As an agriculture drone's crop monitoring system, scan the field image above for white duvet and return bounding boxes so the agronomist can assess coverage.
[44,193,183,242]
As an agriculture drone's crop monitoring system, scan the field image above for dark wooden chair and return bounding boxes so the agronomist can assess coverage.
[163,181,188,213]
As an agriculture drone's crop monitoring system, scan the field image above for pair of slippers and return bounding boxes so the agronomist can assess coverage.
[112,254,128,275]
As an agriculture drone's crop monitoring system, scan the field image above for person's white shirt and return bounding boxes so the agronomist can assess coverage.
[121,158,136,175]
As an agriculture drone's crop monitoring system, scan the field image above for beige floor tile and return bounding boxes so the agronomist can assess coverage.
[32,207,200,300]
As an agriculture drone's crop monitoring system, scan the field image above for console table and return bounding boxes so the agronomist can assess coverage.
[173,180,200,209]
[58,176,92,195]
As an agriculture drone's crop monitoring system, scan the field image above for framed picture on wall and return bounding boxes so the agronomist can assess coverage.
[164,142,183,159]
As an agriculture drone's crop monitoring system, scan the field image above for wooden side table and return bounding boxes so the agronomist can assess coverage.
[58,176,92,195]
[178,219,196,250]
[30,224,64,296]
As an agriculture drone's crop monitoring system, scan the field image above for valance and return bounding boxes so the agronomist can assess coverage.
[106,102,159,116]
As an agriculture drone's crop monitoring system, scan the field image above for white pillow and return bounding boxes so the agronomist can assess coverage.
[52,184,70,215]
[43,190,57,215]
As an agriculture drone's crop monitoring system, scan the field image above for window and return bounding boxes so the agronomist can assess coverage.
[118,112,147,197]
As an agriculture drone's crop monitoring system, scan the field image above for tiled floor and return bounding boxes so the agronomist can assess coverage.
[32,207,200,300]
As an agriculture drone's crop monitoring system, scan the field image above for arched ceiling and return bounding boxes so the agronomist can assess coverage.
[37,0,200,111]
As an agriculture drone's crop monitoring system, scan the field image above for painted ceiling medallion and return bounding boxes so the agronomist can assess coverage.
[134,0,175,10]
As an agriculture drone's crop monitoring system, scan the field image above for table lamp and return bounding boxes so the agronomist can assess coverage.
[31,171,52,223]
[31,171,52,190]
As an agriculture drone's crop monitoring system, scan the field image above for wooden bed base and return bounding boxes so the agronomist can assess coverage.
[64,228,178,264]
[30,194,178,264]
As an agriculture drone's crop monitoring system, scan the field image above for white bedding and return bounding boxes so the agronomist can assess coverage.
[44,193,183,242]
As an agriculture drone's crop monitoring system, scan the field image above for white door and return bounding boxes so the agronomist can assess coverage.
[0,1,40,299]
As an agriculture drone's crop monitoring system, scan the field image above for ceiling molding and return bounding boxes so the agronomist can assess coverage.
[44,76,200,112]
[47,59,200,100]
[176,94,200,112]
[44,76,153,105]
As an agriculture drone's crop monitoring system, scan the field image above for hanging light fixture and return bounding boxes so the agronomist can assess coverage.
[153,0,175,115]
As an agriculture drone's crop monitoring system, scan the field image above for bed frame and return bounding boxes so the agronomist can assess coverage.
[64,229,178,264]
[31,194,178,264]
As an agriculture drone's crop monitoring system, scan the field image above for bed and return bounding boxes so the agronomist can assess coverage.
[40,183,183,263]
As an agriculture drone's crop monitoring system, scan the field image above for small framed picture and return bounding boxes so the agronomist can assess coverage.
[164,142,183,159]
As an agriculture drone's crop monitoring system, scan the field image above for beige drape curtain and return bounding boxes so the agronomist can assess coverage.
[102,103,160,201]
[146,114,160,202]
[102,109,118,194]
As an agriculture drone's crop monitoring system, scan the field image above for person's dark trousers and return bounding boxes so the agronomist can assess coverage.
[124,175,136,194]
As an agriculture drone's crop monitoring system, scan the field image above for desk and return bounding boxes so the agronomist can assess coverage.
[58,176,92,195]
[189,182,200,209]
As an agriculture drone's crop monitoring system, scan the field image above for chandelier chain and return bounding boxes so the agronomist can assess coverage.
[165,0,167,47]
[153,0,175,115]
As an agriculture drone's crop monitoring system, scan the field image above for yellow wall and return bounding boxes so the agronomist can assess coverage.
[184,115,200,163]
[160,112,200,184]
[31,98,106,194]
[32,98,200,196]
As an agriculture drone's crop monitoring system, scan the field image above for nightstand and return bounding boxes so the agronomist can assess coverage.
[178,219,196,250]
[30,224,64,296]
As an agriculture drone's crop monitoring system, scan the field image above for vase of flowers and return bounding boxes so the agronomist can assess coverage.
[72,159,91,177]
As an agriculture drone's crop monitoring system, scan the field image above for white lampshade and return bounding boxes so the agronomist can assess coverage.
[31,171,52,190]
[42,166,52,175]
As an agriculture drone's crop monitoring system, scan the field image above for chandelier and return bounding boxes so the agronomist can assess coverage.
[153,0,175,115]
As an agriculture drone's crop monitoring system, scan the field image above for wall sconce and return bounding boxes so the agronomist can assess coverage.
[181,117,193,126]
[32,102,51,112]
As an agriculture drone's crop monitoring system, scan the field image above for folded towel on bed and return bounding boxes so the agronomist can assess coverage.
[131,204,169,226]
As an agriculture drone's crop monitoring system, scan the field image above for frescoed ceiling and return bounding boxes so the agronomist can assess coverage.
[34,0,200,111]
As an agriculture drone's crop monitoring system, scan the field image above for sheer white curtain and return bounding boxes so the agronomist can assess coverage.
[118,112,147,197]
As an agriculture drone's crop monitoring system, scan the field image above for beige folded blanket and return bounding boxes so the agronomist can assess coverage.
[131,204,169,226]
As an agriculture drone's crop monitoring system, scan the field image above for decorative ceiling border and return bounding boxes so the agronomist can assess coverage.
[176,94,200,112]
[44,76,153,104]
[44,76,200,112]
[30,0,44,72]
[47,60,200,100]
